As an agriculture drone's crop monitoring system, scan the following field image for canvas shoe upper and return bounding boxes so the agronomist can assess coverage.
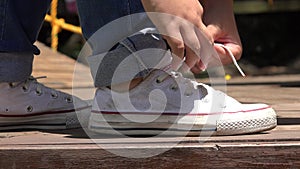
[89,68,277,136]
[0,76,90,130]
[89,42,276,136]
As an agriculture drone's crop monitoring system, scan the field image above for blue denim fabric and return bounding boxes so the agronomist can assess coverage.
[0,0,51,54]
[76,0,168,87]
[76,0,145,40]
[0,0,50,82]
[0,0,167,84]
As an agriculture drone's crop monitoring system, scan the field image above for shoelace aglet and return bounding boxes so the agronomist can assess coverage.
[236,64,246,77]
[215,43,246,77]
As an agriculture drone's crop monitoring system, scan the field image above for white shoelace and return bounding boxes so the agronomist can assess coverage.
[156,43,246,96]
[156,70,194,96]
[120,40,245,96]
[9,76,60,99]
[214,43,246,77]
[25,76,47,95]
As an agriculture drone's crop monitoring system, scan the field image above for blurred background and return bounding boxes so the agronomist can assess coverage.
[37,0,300,76]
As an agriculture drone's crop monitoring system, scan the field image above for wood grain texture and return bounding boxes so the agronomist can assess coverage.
[1,145,300,169]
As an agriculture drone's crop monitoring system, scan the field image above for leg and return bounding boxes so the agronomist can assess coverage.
[0,0,89,130]
[0,0,51,82]
[76,0,168,87]
[76,0,277,137]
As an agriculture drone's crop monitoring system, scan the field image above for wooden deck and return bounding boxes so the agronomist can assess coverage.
[1,42,300,168]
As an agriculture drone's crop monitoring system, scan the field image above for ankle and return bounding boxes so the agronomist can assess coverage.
[0,52,33,82]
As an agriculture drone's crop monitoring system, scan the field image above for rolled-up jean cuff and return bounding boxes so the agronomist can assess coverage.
[89,32,168,87]
[0,52,33,82]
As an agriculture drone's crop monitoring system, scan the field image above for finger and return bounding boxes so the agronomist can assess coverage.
[163,34,185,70]
[190,64,202,74]
[183,46,200,72]
[180,24,201,57]
[197,59,206,70]
[194,26,215,70]
[180,26,201,71]
[191,59,206,74]
[191,60,204,74]
[222,43,242,61]
[206,24,221,41]
[207,24,242,65]
[214,43,242,65]
[163,35,185,60]
[206,24,228,63]
[213,42,243,65]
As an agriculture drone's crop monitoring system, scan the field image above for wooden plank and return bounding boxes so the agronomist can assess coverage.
[32,42,92,89]
[1,127,300,146]
[1,145,299,168]
[0,122,299,168]
[0,133,300,168]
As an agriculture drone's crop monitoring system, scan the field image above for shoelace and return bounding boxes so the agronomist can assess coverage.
[214,43,245,77]
[9,76,59,99]
[26,76,46,95]
[121,40,245,96]
[156,70,195,96]
[6,76,74,113]
[155,43,246,96]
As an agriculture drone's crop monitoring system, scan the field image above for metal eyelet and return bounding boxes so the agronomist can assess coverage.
[173,72,179,78]
[221,104,227,108]
[8,83,14,88]
[66,97,73,103]
[26,105,33,112]
[22,86,29,92]
[156,78,162,84]
[35,90,42,96]
[184,92,193,97]
[51,92,58,99]
[169,85,178,91]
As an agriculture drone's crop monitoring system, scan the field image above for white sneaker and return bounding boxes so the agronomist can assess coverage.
[89,69,277,136]
[0,76,90,130]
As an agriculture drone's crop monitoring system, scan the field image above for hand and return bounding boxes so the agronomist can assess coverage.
[141,0,213,71]
[193,0,242,72]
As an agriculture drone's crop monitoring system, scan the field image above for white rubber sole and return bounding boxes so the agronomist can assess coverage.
[0,107,91,130]
[89,106,277,136]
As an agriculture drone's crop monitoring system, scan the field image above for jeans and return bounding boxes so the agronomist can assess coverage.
[0,0,168,86]
[0,0,51,82]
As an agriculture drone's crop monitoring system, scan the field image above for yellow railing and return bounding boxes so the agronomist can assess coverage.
[44,0,82,51]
